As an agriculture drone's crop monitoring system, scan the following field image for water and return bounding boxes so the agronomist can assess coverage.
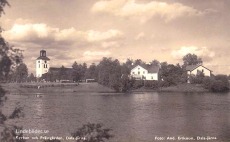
[3,92,230,142]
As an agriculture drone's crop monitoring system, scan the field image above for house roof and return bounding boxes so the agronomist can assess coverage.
[37,56,50,60]
[186,64,212,72]
[131,64,159,73]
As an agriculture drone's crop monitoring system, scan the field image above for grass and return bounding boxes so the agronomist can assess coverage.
[1,82,115,94]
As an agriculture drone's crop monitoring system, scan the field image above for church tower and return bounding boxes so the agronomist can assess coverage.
[36,50,50,77]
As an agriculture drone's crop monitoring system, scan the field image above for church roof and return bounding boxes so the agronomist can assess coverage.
[37,56,50,60]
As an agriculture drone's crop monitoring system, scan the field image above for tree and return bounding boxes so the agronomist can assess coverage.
[85,63,98,80]
[160,62,183,86]
[71,123,113,142]
[151,59,160,66]
[27,73,36,82]
[134,59,145,66]
[182,53,202,67]
[1,1,26,142]
[15,63,28,83]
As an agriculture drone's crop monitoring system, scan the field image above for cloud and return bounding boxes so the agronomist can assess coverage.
[101,41,120,48]
[87,29,123,42]
[83,51,111,56]
[82,51,111,62]
[91,0,216,22]
[2,23,57,44]
[171,46,215,62]
[135,32,145,40]
[2,23,124,46]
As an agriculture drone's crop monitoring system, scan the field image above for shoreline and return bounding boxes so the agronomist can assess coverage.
[1,82,211,94]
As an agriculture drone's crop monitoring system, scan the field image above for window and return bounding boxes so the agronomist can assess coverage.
[46,64,48,68]
[38,61,40,63]
[138,68,140,70]
[132,72,135,74]
[202,69,204,72]
[45,60,47,63]
[44,64,46,68]
[143,71,145,74]
[138,71,140,75]
[151,76,153,79]
[39,64,40,68]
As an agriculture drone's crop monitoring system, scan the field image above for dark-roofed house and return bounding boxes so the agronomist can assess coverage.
[186,64,212,83]
[130,64,160,80]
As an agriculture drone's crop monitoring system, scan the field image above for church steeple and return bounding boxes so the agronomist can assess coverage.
[40,50,46,57]
[36,50,50,78]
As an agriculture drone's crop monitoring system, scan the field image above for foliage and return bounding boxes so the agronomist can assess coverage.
[15,63,28,83]
[27,73,36,82]
[85,63,98,80]
[160,63,183,86]
[97,57,122,91]
[150,59,160,66]
[202,75,229,92]
[189,72,204,84]
[72,62,87,82]
[182,53,202,67]
[120,75,135,92]
[144,80,159,89]
[132,80,144,89]
[71,123,113,142]
[1,1,25,142]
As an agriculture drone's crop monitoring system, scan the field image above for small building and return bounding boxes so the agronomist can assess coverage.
[186,64,212,83]
[130,64,160,80]
[36,50,50,78]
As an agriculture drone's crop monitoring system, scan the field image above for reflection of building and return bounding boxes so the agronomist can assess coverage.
[36,50,50,77]
[130,64,159,80]
[186,64,212,83]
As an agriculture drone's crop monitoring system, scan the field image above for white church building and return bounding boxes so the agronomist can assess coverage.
[36,50,50,78]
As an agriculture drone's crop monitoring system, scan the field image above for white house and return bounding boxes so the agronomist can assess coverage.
[186,64,212,83]
[36,50,50,78]
[130,64,159,80]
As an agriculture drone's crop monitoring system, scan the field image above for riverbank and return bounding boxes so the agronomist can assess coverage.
[132,83,209,93]
[1,82,115,94]
[1,82,210,94]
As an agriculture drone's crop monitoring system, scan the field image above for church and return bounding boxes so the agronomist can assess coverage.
[36,50,50,77]
[36,50,73,82]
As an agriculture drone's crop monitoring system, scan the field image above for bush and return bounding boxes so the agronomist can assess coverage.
[158,81,171,87]
[202,75,229,92]
[132,80,144,89]
[144,81,159,89]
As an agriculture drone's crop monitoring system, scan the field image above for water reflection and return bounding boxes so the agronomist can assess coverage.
[5,92,230,142]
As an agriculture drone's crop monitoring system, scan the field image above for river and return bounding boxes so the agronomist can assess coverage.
[2,92,230,142]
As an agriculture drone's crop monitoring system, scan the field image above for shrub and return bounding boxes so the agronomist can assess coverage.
[158,81,169,87]
[144,81,159,89]
[202,75,229,92]
[132,80,144,89]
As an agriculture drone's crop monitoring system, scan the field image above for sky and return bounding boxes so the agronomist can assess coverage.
[1,0,230,75]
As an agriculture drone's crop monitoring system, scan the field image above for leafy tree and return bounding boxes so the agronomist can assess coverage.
[151,59,160,66]
[134,59,145,66]
[182,53,202,67]
[1,1,26,142]
[59,65,68,80]
[71,123,113,142]
[15,63,28,83]
[160,62,183,86]
[27,73,36,82]
[85,63,98,80]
